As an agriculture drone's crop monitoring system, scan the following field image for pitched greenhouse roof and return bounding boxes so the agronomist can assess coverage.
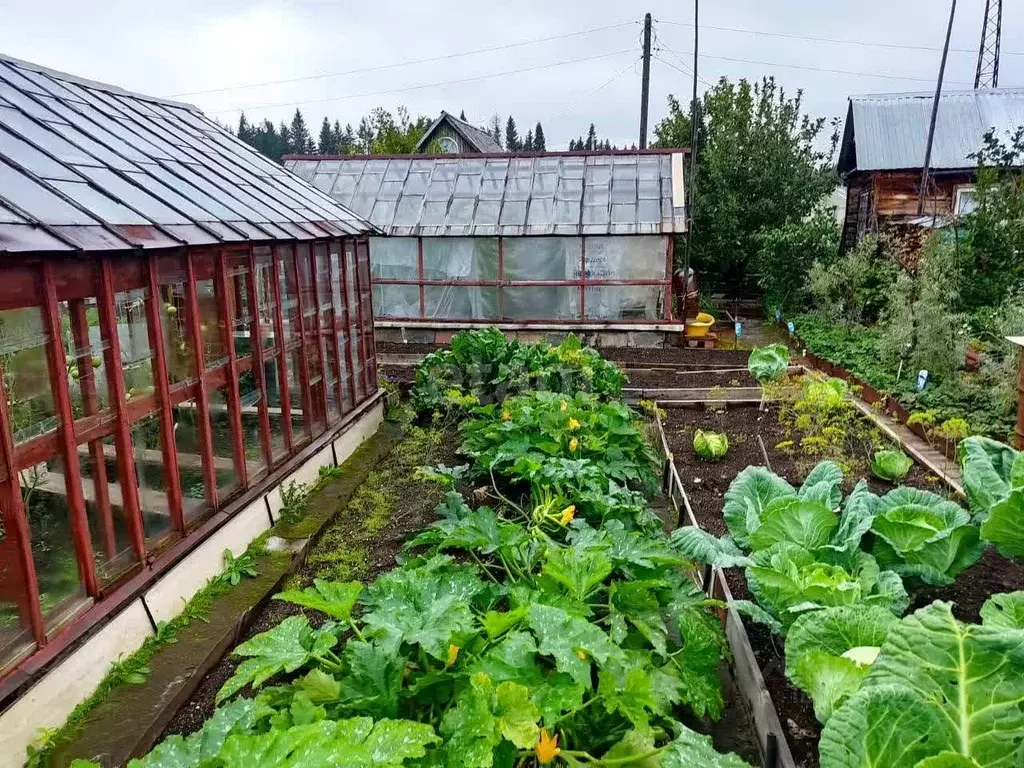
[283,150,688,237]
[839,87,1024,173]
[0,54,373,253]
[414,111,504,153]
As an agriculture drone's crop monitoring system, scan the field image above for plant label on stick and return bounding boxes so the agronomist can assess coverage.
[917,369,929,391]
[775,309,781,323]
[735,322,742,339]
[787,321,795,337]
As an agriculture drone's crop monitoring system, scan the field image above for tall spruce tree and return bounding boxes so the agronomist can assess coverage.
[533,122,546,151]
[505,116,520,152]
[237,113,253,144]
[459,109,467,120]
[288,109,313,153]
[341,123,355,154]
[318,117,334,153]
[523,129,533,152]
[585,124,597,151]
[278,122,292,159]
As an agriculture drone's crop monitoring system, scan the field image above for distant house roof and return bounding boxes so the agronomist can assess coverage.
[282,150,688,237]
[0,53,373,253]
[839,87,1024,174]
[414,111,504,153]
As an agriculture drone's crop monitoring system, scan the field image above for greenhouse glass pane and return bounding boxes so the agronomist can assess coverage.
[420,201,448,226]
[504,237,580,280]
[527,198,553,225]
[498,200,526,226]
[425,286,498,320]
[393,195,423,226]
[423,238,497,280]
[371,237,418,279]
[446,197,475,226]
[585,236,666,279]
[473,199,500,226]
[373,284,420,318]
[503,286,579,320]
[584,286,663,320]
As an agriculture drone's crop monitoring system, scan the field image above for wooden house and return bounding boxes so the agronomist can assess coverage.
[414,111,504,154]
[838,88,1024,251]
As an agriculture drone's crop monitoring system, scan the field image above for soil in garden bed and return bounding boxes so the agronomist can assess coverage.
[661,401,1016,768]
[162,425,460,739]
[626,368,760,391]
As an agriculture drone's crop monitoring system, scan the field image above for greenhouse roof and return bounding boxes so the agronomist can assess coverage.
[0,54,373,254]
[282,150,688,237]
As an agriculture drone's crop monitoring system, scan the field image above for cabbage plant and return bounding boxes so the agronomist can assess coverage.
[870,450,912,483]
[785,605,899,723]
[746,344,791,383]
[820,594,1024,768]
[957,436,1024,562]
[866,487,981,587]
[693,430,729,461]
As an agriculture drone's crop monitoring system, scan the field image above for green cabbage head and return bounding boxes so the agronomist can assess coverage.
[693,430,729,461]
[747,344,791,382]
[870,450,913,483]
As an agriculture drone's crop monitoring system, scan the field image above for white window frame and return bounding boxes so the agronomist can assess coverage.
[954,184,977,217]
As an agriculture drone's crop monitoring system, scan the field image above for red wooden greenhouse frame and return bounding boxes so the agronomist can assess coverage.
[0,238,377,697]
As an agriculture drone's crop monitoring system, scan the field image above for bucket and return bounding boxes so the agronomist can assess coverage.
[684,312,715,339]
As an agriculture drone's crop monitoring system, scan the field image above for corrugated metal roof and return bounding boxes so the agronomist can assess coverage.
[0,54,373,253]
[414,111,504,154]
[841,87,1024,172]
[283,151,687,237]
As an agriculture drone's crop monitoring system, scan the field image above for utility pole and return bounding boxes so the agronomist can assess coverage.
[684,0,699,295]
[639,12,652,149]
[918,0,957,216]
[974,0,1003,88]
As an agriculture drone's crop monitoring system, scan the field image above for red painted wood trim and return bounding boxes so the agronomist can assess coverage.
[144,255,184,533]
[665,236,674,321]
[307,244,331,426]
[416,237,425,320]
[246,246,275,469]
[580,236,587,320]
[214,252,248,489]
[42,261,99,598]
[270,246,294,452]
[496,236,505,320]
[359,239,379,384]
[351,241,371,398]
[0,362,46,645]
[184,251,218,513]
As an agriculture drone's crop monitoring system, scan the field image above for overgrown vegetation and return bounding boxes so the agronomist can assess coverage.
[71,336,752,768]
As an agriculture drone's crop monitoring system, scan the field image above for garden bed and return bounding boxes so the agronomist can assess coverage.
[661,399,1024,767]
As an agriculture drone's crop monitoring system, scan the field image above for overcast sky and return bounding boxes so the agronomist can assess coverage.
[2,0,1023,150]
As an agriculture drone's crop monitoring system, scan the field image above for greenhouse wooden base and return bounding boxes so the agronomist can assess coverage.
[0,401,385,766]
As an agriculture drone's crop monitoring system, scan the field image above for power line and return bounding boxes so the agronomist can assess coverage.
[172,21,638,97]
[547,56,641,125]
[657,43,975,87]
[654,40,714,88]
[658,18,1024,57]
[206,49,637,116]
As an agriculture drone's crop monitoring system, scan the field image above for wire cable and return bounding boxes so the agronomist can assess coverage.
[655,40,714,88]
[658,18,1024,57]
[206,48,638,115]
[546,55,642,124]
[656,44,975,87]
[173,21,638,97]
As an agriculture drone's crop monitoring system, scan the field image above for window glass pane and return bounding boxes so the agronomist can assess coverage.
[195,278,228,369]
[504,238,580,281]
[0,163,95,226]
[58,297,115,425]
[74,167,188,225]
[420,201,447,227]
[345,244,365,402]
[77,437,136,583]
[24,455,91,631]
[287,347,311,446]
[172,398,209,524]
[527,198,553,226]
[0,306,57,442]
[238,368,268,481]
[499,201,526,226]
[262,355,288,461]
[0,488,36,670]
[253,252,276,354]
[393,195,423,227]
[207,385,241,502]
[425,286,498,320]
[585,236,667,280]
[446,198,475,227]
[584,286,664,320]
[373,284,419,318]
[228,262,251,357]
[114,288,155,400]
[278,246,300,345]
[156,258,196,384]
[473,200,500,226]
[423,238,497,280]
[502,286,579,321]
[130,416,174,544]
[50,181,149,225]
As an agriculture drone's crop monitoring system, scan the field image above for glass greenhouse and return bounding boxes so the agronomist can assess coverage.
[0,55,379,686]
[284,151,688,326]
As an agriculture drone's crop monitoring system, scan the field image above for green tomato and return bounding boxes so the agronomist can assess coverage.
[166,304,178,316]
[69,367,80,380]
[91,355,102,369]
[65,354,74,366]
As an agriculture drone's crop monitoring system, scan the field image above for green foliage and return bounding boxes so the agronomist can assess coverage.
[784,605,899,723]
[871,450,913,483]
[807,234,900,326]
[747,344,791,383]
[820,598,1024,768]
[216,549,260,587]
[957,435,1023,520]
[411,330,623,415]
[754,209,840,313]
[693,430,729,461]
[657,77,838,296]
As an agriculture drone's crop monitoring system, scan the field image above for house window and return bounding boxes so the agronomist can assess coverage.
[955,185,977,216]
